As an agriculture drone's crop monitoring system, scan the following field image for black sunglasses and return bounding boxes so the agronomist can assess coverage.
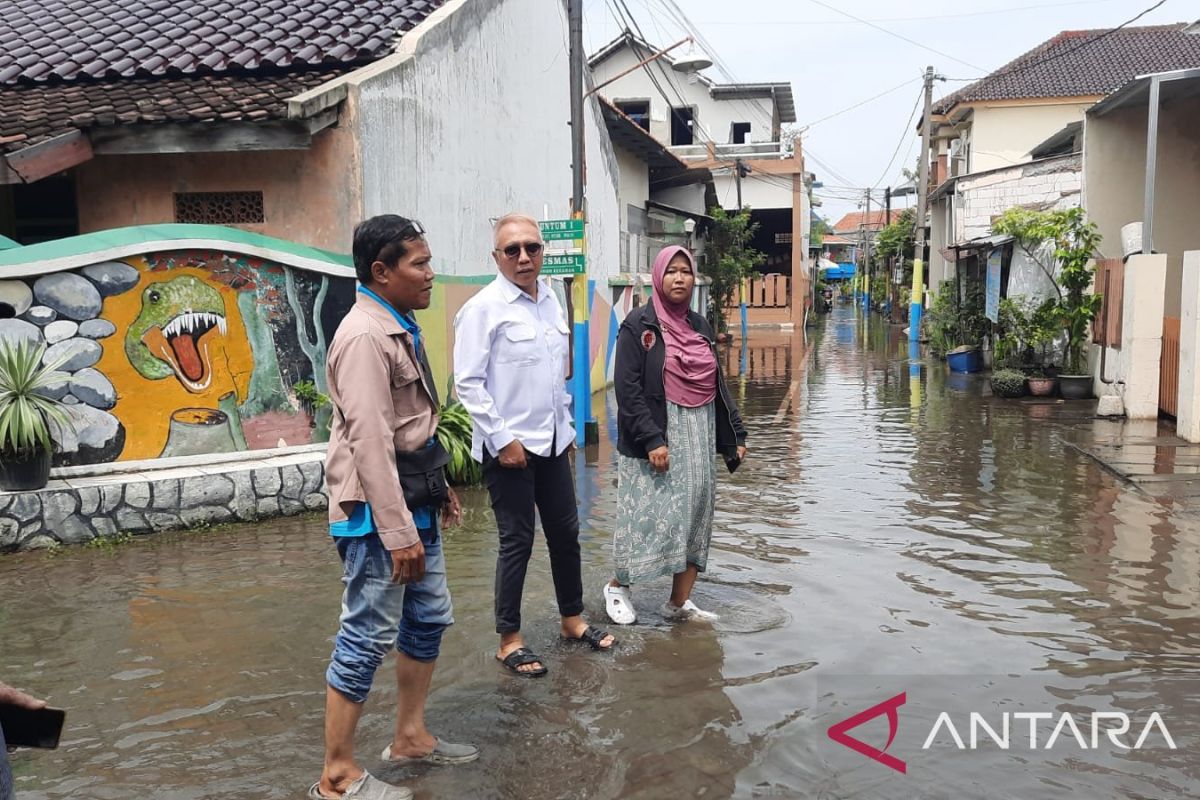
[376,220,427,263]
[496,241,543,259]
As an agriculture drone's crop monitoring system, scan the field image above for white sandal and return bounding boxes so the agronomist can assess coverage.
[604,582,637,625]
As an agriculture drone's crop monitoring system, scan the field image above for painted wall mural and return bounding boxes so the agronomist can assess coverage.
[0,247,353,465]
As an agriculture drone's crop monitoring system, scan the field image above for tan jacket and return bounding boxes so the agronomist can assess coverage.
[325,293,438,550]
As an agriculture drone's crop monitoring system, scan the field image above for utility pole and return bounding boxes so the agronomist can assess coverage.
[885,185,893,321]
[910,65,935,343]
[566,0,594,445]
[863,188,872,314]
[735,158,747,347]
[735,158,746,210]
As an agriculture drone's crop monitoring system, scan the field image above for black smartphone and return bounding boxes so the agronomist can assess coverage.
[0,704,65,749]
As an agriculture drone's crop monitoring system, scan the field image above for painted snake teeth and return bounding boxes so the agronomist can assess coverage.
[161,310,227,338]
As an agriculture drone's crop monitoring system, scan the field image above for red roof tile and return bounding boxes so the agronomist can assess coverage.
[831,210,904,236]
[933,23,1200,114]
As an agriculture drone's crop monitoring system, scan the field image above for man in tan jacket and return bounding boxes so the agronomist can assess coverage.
[312,215,476,800]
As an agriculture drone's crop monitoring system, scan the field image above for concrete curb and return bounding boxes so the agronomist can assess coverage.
[0,447,328,552]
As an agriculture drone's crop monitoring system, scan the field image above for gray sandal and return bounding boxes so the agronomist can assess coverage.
[307,771,413,800]
[381,738,480,765]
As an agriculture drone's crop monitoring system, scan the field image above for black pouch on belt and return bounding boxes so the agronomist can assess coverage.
[395,439,451,511]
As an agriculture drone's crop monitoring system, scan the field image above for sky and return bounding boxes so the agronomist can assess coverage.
[581,0,1187,223]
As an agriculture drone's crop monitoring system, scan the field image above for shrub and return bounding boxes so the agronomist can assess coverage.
[990,369,1027,398]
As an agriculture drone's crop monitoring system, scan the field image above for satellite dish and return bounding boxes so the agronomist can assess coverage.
[672,41,713,73]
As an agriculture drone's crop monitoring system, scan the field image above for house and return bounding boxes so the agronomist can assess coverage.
[588,31,811,322]
[1084,68,1200,427]
[921,23,1200,297]
[0,0,628,465]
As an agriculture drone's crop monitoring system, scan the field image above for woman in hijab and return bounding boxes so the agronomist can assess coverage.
[603,245,747,625]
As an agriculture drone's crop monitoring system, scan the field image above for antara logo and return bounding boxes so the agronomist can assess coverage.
[827,692,907,774]
[827,692,1178,774]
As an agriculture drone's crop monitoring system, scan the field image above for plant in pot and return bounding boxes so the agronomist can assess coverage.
[990,368,1028,398]
[992,206,1102,400]
[946,283,989,373]
[0,339,74,491]
[1025,298,1061,397]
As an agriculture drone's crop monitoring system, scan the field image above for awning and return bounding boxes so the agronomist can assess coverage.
[950,234,1011,259]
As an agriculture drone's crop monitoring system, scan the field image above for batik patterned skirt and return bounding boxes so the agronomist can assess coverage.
[614,400,716,585]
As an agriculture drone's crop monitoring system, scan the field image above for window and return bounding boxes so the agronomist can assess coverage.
[174,191,265,224]
[615,100,650,131]
[731,122,751,145]
[671,107,695,146]
[0,176,79,245]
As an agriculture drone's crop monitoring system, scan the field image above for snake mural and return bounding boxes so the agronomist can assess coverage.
[0,230,356,464]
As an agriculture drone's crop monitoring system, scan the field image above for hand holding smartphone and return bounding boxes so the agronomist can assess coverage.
[0,704,65,750]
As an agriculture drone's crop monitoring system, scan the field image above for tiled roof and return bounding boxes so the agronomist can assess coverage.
[934,23,1200,114]
[0,1,446,158]
[0,0,444,85]
[0,71,335,153]
[832,210,903,235]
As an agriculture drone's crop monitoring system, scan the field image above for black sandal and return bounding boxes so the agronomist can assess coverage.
[498,647,548,678]
[565,624,617,651]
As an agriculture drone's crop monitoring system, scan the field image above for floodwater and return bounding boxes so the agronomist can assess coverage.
[2,306,1199,799]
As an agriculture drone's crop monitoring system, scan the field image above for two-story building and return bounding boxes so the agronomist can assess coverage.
[920,23,1200,300]
[588,31,810,322]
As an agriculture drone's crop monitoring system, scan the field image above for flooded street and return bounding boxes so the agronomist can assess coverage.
[3,306,1199,799]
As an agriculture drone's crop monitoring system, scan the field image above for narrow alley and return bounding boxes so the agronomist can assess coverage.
[3,307,1197,799]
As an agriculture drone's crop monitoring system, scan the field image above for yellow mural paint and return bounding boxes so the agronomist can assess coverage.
[95,259,253,460]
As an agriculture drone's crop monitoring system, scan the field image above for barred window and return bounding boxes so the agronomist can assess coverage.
[174,191,265,224]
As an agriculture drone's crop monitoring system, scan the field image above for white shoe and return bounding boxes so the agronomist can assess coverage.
[661,599,719,622]
[604,582,637,624]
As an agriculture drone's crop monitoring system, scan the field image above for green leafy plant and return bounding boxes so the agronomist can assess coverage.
[990,368,1027,398]
[704,207,764,333]
[924,281,989,357]
[437,398,481,486]
[0,339,73,459]
[992,206,1103,375]
[294,379,330,413]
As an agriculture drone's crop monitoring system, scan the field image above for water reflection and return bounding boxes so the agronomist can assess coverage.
[1,306,1197,798]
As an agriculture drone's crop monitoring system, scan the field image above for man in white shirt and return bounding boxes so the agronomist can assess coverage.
[453,213,616,677]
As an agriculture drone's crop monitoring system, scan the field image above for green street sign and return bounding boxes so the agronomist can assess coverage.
[542,253,586,275]
[539,219,585,241]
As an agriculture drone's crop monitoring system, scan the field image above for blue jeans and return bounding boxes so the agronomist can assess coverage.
[0,723,12,800]
[325,525,454,704]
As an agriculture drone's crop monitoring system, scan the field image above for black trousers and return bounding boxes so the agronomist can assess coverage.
[483,446,584,634]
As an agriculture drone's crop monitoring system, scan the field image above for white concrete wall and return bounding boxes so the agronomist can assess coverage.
[591,46,777,145]
[1179,251,1200,442]
[928,195,951,291]
[1091,253,1168,418]
[954,156,1082,243]
[650,183,707,215]
[350,0,620,280]
[1085,99,1200,318]
[712,171,791,211]
[615,144,649,233]
[969,101,1092,173]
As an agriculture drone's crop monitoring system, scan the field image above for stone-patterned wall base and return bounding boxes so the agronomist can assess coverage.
[0,451,327,552]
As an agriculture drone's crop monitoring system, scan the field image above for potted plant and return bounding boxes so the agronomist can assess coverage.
[436,396,482,487]
[947,283,988,373]
[1024,297,1061,397]
[0,339,73,491]
[1050,209,1102,399]
[990,368,1028,398]
[992,207,1102,400]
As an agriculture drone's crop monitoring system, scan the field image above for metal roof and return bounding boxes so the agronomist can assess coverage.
[710,83,797,123]
[1088,67,1200,116]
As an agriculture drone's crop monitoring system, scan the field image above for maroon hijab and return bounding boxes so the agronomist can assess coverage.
[650,246,717,408]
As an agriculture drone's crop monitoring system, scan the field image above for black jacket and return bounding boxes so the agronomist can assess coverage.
[614,302,747,466]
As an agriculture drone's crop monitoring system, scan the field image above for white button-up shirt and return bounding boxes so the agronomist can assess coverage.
[453,273,575,460]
